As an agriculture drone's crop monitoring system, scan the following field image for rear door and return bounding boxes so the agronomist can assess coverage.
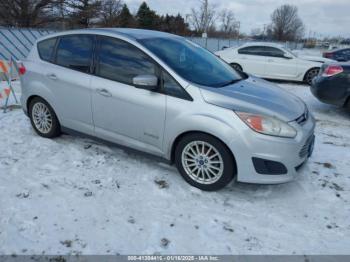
[90,36,166,155]
[262,46,298,79]
[44,34,95,135]
[236,46,266,76]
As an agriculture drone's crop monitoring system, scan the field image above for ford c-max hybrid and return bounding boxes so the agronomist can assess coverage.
[20,29,315,191]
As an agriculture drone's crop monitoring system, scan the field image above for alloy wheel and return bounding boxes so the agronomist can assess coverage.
[181,141,224,185]
[306,69,319,85]
[32,102,53,134]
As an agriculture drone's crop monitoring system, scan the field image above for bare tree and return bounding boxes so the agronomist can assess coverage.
[0,0,58,27]
[190,0,217,34]
[99,0,123,27]
[220,10,239,37]
[270,4,304,41]
[66,0,102,28]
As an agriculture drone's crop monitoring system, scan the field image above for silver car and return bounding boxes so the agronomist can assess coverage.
[20,29,315,191]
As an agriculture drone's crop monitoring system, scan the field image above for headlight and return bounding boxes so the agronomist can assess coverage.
[236,112,297,138]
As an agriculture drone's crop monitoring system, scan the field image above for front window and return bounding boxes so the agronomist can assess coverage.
[96,36,157,85]
[139,37,243,87]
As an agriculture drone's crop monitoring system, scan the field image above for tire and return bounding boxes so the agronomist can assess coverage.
[175,133,236,191]
[29,97,61,138]
[230,63,243,72]
[304,68,320,85]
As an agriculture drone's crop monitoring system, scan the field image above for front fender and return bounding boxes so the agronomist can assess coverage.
[163,103,246,163]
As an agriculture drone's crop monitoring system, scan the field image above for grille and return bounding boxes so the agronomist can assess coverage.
[299,135,315,158]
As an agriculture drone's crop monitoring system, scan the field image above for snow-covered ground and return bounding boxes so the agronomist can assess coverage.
[0,81,350,255]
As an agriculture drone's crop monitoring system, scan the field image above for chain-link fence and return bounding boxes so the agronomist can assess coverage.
[0,27,306,61]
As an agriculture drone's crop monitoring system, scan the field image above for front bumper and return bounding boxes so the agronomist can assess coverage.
[230,113,316,184]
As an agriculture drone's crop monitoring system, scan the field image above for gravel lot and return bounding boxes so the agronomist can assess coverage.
[0,81,349,255]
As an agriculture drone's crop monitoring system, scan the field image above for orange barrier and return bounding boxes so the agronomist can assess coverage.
[0,87,11,99]
[0,58,19,112]
[0,60,9,74]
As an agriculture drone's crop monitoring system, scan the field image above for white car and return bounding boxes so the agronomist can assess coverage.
[215,43,334,85]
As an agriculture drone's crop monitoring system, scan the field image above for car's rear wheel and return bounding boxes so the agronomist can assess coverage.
[230,63,243,72]
[29,97,61,138]
[305,68,320,85]
[175,133,235,191]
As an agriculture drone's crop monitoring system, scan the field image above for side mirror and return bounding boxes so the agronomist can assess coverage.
[133,75,159,91]
[283,53,293,59]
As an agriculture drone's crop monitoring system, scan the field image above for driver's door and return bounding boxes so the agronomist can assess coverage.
[91,36,166,155]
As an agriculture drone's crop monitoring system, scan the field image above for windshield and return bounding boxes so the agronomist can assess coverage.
[139,37,243,87]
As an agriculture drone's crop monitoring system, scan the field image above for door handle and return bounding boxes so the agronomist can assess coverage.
[267,59,274,62]
[96,88,112,97]
[46,73,57,80]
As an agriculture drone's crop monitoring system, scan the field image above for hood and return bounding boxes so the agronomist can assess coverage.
[199,76,305,122]
[298,55,335,64]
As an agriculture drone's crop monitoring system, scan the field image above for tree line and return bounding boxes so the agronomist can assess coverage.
[0,0,305,41]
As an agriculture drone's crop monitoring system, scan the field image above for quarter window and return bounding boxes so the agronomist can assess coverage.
[37,38,57,62]
[97,36,157,85]
[55,35,94,73]
[162,71,190,99]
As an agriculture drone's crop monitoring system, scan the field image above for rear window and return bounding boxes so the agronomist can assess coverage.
[55,35,94,73]
[37,38,56,62]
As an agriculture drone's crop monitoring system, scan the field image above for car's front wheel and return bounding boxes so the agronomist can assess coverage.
[29,97,61,138]
[175,133,236,191]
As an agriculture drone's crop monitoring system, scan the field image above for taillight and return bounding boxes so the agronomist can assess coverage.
[323,52,333,59]
[18,62,26,75]
[322,65,343,77]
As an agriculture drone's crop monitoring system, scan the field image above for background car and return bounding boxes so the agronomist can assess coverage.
[311,63,350,108]
[323,48,350,62]
[215,43,334,85]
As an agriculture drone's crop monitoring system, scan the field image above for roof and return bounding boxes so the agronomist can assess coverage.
[105,28,178,39]
[239,42,284,48]
[35,28,181,44]
[326,47,350,53]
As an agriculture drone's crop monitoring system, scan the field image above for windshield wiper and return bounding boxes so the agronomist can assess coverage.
[217,78,243,87]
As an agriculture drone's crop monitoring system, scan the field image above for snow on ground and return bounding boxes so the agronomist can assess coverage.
[0,81,350,255]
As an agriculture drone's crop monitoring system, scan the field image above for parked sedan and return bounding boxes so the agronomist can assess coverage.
[323,48,350,62]
[215,43,333,85]
[311,63,350,108]
[21,29,315,191]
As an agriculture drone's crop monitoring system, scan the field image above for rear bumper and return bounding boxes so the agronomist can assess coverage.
[231,114,316,184]
[311,76,349,106]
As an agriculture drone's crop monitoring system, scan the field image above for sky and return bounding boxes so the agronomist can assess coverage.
[123,0,350,38]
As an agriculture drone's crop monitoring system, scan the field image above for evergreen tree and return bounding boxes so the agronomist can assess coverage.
[118,4,135,27]
[136,2,159,29]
